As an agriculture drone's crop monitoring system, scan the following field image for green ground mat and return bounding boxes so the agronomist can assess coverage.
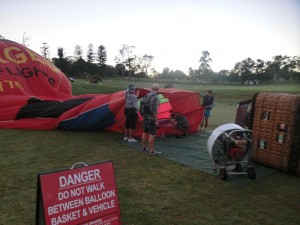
[123,132,278,182]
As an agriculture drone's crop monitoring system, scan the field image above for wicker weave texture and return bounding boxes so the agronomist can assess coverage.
[251,93,300,174]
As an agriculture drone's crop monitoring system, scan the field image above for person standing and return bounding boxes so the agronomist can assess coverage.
[200,89,215,132]
[141,83,161,155]
[124,84,138,142]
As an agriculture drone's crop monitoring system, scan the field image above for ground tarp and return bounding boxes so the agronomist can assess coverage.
[124,132,278,182]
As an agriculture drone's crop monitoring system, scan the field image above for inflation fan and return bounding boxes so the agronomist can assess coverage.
[207,123,256,180]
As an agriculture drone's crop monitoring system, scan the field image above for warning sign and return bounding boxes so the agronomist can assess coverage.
[36,161,122,225]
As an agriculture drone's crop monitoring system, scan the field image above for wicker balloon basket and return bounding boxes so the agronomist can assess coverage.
[251,93,300,175]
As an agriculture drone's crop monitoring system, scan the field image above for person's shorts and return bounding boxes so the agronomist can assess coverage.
[125,113,137,129]
[143,118,156,135]
[204,109,211,118]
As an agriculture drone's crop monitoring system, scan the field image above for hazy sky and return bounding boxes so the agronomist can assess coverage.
[1,0,300,74]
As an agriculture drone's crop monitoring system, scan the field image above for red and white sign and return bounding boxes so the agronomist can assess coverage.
[38,161,121,225]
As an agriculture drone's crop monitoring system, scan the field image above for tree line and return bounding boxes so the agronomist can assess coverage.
[46,42,300,84]
[40,43,156,81]
[2,33,298,84]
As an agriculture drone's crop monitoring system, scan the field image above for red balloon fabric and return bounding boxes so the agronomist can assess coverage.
[0,39,72,99]
[0,39,205,135]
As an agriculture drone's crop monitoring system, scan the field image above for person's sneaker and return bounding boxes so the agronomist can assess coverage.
[128,138,137,143]
[149,150,162,155]
[124,136,128,141]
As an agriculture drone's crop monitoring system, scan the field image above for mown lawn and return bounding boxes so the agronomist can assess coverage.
[1,80,299,225]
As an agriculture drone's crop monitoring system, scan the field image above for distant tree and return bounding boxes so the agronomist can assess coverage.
[255,59,265,74]
[199,50,212,81]
[264,61,275,82]
[40,43,50,60]
[290,56,300,80]
[161,67,171,79]
[138,54,154,75]
[173,70,187,80]
[86,43,95,63]
[278,56,297,80]
[22,32,30,47]
[115,63,126,77]
[115,44,137,77]
[150,68,158,78]
[102,65,117,77]
[53,47,71,74]
[69,58,86,77]
[158,68,187,80]
[253,59,266,82]
[86,62,100,75]
[74,45,83,60]
[228,71,241,84]
[270,55,288,81]
[52,47,71,75]
[58,47,64,59]
[216,70,230,83]
[0,35,5,39]
[96,45,107,66]
[188,67,197,79]
[234,58,255,84]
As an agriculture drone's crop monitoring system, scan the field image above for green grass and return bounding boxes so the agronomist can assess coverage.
[1,80,300,225]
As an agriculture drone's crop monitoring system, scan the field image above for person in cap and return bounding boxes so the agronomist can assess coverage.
[141,83,161,155]
[124,84,138,142]
[199,89,215,132]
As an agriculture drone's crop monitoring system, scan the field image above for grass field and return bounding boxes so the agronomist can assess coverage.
[1,79,300,225]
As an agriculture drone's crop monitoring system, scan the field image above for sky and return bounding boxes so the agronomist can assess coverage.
[1,0,300,74]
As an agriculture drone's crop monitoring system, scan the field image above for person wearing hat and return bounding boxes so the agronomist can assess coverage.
[141,83,161,155]
[199,89,215,132]
[124,84,138,142]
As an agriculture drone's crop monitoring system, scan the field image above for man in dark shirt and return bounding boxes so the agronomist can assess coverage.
[200,89,215,132]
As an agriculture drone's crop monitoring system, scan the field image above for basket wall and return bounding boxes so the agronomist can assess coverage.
[251,93,300,175]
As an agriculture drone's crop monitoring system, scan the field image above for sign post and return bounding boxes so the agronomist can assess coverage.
[36,161,122,225]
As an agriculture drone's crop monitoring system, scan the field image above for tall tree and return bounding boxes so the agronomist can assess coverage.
[255,59,265,74]
[150,68,158,78]
[86,43,95,63]
[253,59,265,82]
[22,32,30,47]
[199,50,212,81]
[188,67,197,79]
[53,47,70,74]
[115,44,137,77]
[270,55,288,81]
[69,58,86,76]
[40,42,50,60]
[161,67,171,79]
[228,71,241,84]
[96,45,107,66]
[290,56,300,80]
[216,70,230,83]
[74,45,83,60]
[57,47,64,59]
[234,58,255,84]
[115,63,126,77]
[138,54,154,75]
